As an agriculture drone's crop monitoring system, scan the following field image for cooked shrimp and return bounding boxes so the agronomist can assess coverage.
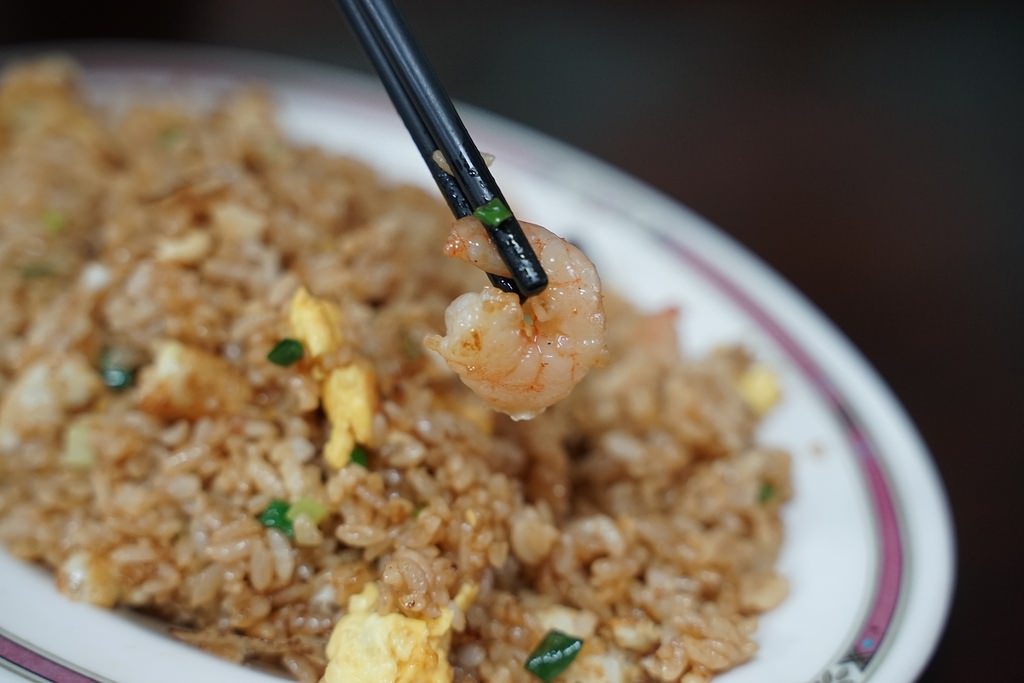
[425,217,607,420]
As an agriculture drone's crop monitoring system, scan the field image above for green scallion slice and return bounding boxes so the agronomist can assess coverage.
[349,445,369,468]
[159,126,184,148]
[524,630,584,682]
[758,482,776,503]
[20,262,56,279]
[267,338,304,366]
[43,209,67,234]
[258,499,294,537]
[286,496,327,524]
[473,198,512,228]
[99,348,136,391]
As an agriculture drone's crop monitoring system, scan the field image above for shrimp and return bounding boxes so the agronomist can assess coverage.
[425,217,607,420]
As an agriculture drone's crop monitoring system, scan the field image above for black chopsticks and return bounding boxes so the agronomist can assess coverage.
[335,0,548,298]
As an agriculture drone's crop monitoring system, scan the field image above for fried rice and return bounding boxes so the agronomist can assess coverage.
[0,58,791,683]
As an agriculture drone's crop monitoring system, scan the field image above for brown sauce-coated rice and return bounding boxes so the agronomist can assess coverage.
[0,59,791,683]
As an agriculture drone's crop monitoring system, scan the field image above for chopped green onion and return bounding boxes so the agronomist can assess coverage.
[349,445,369,468]
[258,499,294,538]
[412,503,425,518]
[42,209,67,235]
[159,126,184,148]
[473,198,512,228]
[20,262,56,279]
[267,338,304,366]
[99,348,136,391]
[758,482,776,503]
[286,496,327,524]
[524,630,584,682]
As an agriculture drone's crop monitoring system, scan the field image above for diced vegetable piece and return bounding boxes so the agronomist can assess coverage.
[99,347,136,391]
[286,496,327,524]
[758,482,776,503]
[43,209,67,234]
[159,126,183,148]
[349,445,369,469]
[524,630,584,682]
[20,262,56,279]
[61,420,94,468]
[267,338,304,366]
[473,198,512,228]
[258,499,294,537]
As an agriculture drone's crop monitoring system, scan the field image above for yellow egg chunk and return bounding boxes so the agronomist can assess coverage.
[452,582,479,612]
[736,363,782,416]
[321,583,454,683]
[289,286,345,358]
[322,362,377,468]
[287,287,380,468]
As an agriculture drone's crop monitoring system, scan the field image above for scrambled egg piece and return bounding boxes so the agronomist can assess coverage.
[322,583,475,683]
[322,361,377,468]
[452,582,479,612]
[736,363,781,416]
[290,286,345,361]
[0,353,100,450]
[289,288,378,468]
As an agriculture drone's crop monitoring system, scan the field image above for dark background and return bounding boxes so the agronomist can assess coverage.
[2,1,1021,680]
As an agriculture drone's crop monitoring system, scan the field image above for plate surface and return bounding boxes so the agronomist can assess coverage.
[0,46,953,683]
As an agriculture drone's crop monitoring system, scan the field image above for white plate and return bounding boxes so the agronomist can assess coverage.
[0,46,953,683]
